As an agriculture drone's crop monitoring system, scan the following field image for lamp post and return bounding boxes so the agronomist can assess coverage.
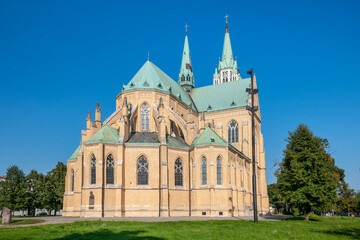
[246,68,259,223]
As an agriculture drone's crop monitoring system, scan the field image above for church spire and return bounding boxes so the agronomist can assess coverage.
[221,15,233,67]
[178,23,194,93]
[213,16,240,85]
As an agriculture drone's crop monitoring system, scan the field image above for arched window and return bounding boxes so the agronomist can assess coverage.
[201,157,207,185]
[141,104,150,130]
[106,155,114,184]
[137,156,148,185]
[89,191,94,209]
[175,159,183,186]
[71,169,74,192]
[228,120,239,143]
[181,75,185,81]
[90,155,96,185]
[217,156,222,185]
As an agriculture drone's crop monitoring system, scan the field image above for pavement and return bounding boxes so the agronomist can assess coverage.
[0,215,290,228]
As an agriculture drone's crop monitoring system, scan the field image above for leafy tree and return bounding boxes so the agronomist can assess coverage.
[24,170,45,216]
[43,162,66,215]
[0,165,27,213]
[276,124,337,221]
[267,183,285,213]
[337,181,357,215]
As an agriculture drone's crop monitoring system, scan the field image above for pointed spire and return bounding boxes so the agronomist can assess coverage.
[222,16,233,65]
[86,112,91,121]
[178,24,194,93]
[96,102,101,112]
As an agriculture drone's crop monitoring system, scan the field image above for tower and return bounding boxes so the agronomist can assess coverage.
[178,24,194,93]
[213,17,240,85]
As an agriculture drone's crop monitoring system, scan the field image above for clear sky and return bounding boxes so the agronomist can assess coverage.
[0,0,359,190]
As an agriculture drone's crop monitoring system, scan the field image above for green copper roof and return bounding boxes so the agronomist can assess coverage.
[192,126,228,147]
[167,135,189,149]
[84,125,119,145]
[121,61,196,111]
[67,145,81,161]
[190,78,250,112]
[191,126,250,161]
[178,34,194,90]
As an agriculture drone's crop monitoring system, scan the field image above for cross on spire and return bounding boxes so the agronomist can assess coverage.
[185,23,189,34]
[225,14,229,23]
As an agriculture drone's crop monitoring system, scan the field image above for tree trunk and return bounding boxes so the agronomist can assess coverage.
[305,212,312,221]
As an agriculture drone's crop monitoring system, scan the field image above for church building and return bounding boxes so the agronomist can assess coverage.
[63,20,269,217]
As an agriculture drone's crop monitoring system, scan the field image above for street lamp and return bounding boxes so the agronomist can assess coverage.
[246,68,259,223]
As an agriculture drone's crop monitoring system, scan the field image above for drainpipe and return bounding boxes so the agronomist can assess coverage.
[102,144,105,217]
[188,150,191,216]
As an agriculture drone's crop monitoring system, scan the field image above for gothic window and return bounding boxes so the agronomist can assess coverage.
[217,156,222,185]
[71,169,74,192]
[201,157,207,185]
[90,155,96,184]
[186,75,190,81]
[137,156,148,185]
[106,154,114,184]
[141,104,150,130]
[181,75,185,81]
[223,71,228,82]
[89,192,94,209]
[175,159,183,186]
[228,120,239,143]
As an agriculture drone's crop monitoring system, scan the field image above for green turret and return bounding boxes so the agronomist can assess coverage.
[178,29,194,93]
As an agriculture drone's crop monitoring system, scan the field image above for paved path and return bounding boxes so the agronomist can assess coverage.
[0,215,290,228]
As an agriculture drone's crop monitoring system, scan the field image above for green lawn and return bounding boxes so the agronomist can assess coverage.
[0,216,359,240]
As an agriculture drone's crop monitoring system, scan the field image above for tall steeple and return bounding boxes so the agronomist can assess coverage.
[178,23,194,93]
[213,16,240,85]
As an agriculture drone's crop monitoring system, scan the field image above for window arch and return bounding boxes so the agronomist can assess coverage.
[141,104,150,130]
[71,169,74,192]
[175,159,183,186]
[217,156,222,185]
[90,154,96,185]
[106,154,114,184]
[201,157,207,185]
[137,156,148,185]
[228,120,239,143]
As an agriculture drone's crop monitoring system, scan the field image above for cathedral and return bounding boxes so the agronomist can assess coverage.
[63,20,269,217]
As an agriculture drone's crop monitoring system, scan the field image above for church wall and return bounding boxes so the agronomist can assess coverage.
[122,145,160,217]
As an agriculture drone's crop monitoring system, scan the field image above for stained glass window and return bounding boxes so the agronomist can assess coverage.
[141,104,150,130]
[201,157,207,185]
[106,155,114,184]
[137,156,148,185]
[175,159,183,186]
[228,120,239,143]
[90,155,96,185]
[217,156,222,185]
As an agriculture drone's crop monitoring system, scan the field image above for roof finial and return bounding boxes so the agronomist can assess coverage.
[185,22,189,34]
[148,51,150,61]
[225,14,229,33]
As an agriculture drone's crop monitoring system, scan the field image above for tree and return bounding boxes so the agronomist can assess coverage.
[276,124,337,221]
[0,165,27,213]
[337,181,357,215]
[43,162,66,215]
[24,170,45,216]
[267,183,286,213]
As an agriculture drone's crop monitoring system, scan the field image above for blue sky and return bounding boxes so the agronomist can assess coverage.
[0,0,359,190]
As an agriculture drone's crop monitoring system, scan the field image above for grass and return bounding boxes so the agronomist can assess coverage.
[0,216,359,239]
[1,219,45,225]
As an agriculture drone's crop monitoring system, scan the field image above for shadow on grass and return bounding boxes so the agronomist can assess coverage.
[284,216,319,221]
[314,227,360,239]
[54,229,165,240]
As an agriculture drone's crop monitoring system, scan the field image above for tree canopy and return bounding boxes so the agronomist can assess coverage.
[276,124,338,220]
